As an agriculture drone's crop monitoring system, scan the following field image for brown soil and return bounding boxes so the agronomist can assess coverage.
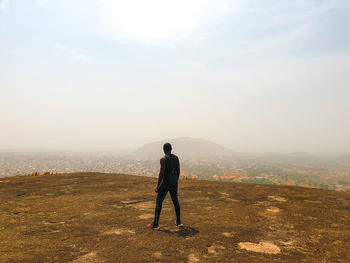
[0,172,349,263]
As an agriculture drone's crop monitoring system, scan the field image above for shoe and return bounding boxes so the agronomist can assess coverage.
[151,225,160,230]
[148,223,159,230]
[175,220,184,227]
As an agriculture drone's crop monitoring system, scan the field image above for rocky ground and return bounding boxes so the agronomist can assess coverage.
[0,172,349,263]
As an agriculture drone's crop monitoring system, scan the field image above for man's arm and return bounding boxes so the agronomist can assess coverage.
[156,157,166,192]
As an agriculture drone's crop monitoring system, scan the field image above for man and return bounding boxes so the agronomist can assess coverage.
[149,143,182,230]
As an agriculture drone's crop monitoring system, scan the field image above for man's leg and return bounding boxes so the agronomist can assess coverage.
[153,184,168,227]
[169,184,181,225]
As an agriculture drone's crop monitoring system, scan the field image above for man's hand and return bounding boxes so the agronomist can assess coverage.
[155,186,159,193]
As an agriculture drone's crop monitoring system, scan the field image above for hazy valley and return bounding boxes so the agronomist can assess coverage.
[1,138,349,192]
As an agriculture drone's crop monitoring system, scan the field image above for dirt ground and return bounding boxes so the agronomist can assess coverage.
[0,172,349,263]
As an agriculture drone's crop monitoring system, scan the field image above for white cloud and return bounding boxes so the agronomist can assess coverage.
[246,24,312,52]
[52,43,92,63]
[31,0,240,46]
[95,0,239,46]
[0,0,9,9]
[37,0,48,8]
[32,0,345,50]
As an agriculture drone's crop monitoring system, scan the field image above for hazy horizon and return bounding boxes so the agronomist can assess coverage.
[1,0,349,154]
[0,136,349,156]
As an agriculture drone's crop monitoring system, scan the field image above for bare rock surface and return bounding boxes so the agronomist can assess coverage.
[0,172,350,262]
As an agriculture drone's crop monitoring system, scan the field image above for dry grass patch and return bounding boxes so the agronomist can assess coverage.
[238,241,281,254]
[102,228,135,235]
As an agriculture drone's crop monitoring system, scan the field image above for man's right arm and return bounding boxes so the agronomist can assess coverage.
[156,157,166,192]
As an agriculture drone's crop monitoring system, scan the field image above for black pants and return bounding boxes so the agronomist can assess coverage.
[154,182,181,226]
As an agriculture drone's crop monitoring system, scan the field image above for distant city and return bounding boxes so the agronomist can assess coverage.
[1,151,349,192]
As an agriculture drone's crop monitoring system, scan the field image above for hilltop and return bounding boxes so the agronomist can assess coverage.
[132,137,235,159]
[1,172,349,263]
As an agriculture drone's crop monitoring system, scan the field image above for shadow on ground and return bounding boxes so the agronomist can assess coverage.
[159,226,200,238]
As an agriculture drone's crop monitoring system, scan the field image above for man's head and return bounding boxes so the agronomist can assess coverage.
[163,143,172,154]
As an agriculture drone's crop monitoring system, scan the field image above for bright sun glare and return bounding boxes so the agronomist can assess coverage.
[97,0,233,45]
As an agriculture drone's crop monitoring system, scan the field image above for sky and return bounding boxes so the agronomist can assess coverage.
[0,0,349,154]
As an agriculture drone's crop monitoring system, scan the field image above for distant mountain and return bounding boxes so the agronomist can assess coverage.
[132,137,236,159]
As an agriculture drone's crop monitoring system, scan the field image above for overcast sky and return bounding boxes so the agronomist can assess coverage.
[1,0,349,154]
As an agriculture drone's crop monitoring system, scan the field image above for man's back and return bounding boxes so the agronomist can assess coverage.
[163,153,180,183]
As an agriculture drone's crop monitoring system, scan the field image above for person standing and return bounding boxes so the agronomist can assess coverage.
[149,143,182,230]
